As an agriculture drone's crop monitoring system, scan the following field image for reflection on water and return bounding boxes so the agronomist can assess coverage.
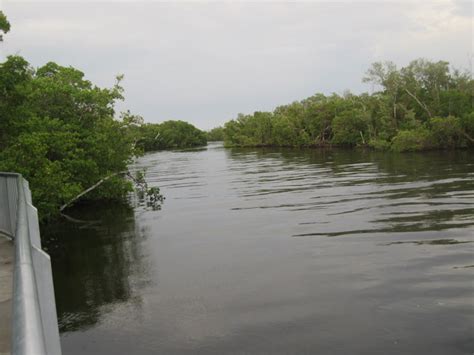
[43,202,150,333]
[385,239,472,246]
[45,143,474,355]
[225,148,474,240]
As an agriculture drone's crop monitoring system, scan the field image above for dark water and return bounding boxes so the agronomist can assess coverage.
[44,143,474,355]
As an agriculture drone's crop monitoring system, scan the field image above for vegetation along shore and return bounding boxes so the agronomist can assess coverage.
[1,11,472,223]
[220,60,473,151]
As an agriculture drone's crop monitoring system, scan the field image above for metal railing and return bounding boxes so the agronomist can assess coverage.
[0,173,62,355]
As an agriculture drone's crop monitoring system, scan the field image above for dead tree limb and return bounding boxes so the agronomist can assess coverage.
[461,130,474,143]
[59,170,127,212]
[404,88,432,118]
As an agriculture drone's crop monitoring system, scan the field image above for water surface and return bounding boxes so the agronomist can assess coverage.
[44,143,474,355]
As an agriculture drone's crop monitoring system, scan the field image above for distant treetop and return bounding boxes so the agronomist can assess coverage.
[0,11,11,41]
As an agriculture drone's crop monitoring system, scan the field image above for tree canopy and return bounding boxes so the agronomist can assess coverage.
[0,55,203,220]
[207,126,225,141]
[135,120,207,152]
[0,56,138,219]
[223,59,473,151]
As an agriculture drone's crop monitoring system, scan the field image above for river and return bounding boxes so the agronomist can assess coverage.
[43,143,474,355]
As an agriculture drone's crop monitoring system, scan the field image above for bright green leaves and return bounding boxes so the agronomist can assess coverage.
[0,129,83,216]
[0,56,136,220]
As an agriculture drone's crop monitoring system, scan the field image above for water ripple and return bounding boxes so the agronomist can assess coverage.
[134,144,474,243]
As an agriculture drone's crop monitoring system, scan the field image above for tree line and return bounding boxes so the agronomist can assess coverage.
[1,11,472,221]
[0,11,209,220]
[0,54,210,220]
[135,121,207,152]
[221,59,473,151]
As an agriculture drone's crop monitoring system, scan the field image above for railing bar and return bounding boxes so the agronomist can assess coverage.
[12,176,48,355]
[0,172,62,355]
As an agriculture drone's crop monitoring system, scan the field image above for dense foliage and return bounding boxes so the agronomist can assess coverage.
[135,120,207,152]
[207,126,225,141]
[0,56,140,220]
[223,59,474,151]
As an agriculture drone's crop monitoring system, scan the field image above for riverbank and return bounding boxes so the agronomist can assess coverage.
[223,141,474,152]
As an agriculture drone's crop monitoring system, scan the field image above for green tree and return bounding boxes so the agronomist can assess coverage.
[207,126,225,141]
[136,120,207,151]
[0,56,137,219]
[0,11,10,41]
[221,58,474,151]
[429,116,465,148]
[332,109,369,146]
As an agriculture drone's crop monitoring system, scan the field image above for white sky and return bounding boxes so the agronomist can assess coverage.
[1,0,472,130]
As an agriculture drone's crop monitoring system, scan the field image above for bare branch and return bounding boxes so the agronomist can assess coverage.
[59,171,127,212]
[404,88,432,118]
[461,130,474,143]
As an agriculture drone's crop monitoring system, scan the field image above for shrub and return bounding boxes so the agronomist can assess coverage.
[429,116,466,148]
[368,138,391,150]
[390,128,432,152]
[331,109,369,146]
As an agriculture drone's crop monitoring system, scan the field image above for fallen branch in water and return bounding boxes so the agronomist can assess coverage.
[59,170,165,213]
[59,171,127,212]
[59,212,101,226]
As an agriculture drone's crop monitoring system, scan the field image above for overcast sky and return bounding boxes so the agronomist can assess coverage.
[1,1,472,130]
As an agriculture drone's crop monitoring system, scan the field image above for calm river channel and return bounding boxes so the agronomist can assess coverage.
[44,143,474,355]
